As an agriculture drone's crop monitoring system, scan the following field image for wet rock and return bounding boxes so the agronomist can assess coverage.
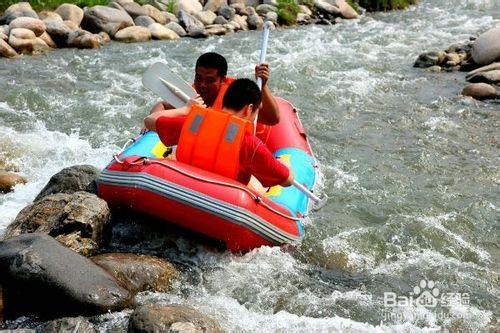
[314,0,340,17]
[206,24,227,35]
[213,15,228,25]
[223,22,235,33]
[218,5,236,20]
[148,23,180,40]
[128,304,223,333]
[122,2,149,18]
[81,6,134,37]
[195,10,217,25]
[55,4,84,26]
[466,62,500,78]
[233,14,248,30]
[143,4,167,24]
[178,10,205,34]
[8,28,49,55]
[472,26,500,66]
[134,15,156,27]
[3,191,110,256]
[204,0,227,12]
[54,233,99,257]
[44,19,73,47]
[0,39,18,58]
[256,4,277,15]
[426,65,442,72]
[67,30,101,49]
[174,0,203,15]
[166,21,187,37]
[0,233,133,318]
[467,69,500,84]
[461,83,498,101]
[413,51,445,68]
[91,253,178,293]
[35,165,100,201]
[114,26,152,42]
[444,52,461,67]
[162,11,178,23]
[38,31,56,48]
[0,171,25,192]
[246,7,263,30]
[446,42,472,55]
[0,2,38,25]
[38,11,63,22]
[41,317,97,333]
[9,17,46,37]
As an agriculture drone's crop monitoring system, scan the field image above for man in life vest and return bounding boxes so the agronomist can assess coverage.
[149,52,280,126]
[144,78,292,188]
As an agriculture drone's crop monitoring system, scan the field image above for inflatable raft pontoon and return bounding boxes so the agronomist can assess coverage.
[97,98,317,252]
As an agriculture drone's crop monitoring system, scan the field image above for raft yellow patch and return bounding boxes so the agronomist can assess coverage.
[265,154,291,198]
[151,141,169,158]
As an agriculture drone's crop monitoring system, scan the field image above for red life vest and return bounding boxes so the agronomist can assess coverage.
[211,76,236,110]
[176,105,254,179]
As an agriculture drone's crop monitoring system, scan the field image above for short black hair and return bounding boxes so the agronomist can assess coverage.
[222,78,262,112]
[195,52,227,77]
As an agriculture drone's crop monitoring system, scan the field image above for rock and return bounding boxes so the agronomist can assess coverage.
[265,11,277,24]
[195,10,217,25]
[0,2,38,25]
[44,19,73,47]
[38,11,63,22]
[0,39,18,58]
[204,0,227,12]
[162,11,178,23]
[324,0,358,19]
[8,28,49,54]
[413,51,445,68]
[177,10,205,33]
[0,171,25,192]
[0,32,6,41]
[107,1,126,11]
[446,42,472,55]
[313,0,340,16]
[206,24,227,35]
[91,253,178,293]
[3,191,110,255]
[444,52,461,67]
[233,14,248,30]
[188,27,209,38]
[174,0,203,15]
[41,317,97,333]
[149,0,167,12]
[67,30,101,49]
[0,233,133,318]
[427,65,442,72]
[9,17,46,37]
[54,233,99,257]
[121,2,149,18]
[97,31,111,43]
[134,15,156,27]
[143,4,167,24]
[264,0,278,6]
[245,0,260,6]
[39,31,56,48]
[0,25,9,35]
[296,12,311,24]
[213,15,228,25]
[467,69,500,84]
[472,26,500,66]
[461,83,498,101]
[466,62,500,78]
[55,4,84,26]
[64,20,79,30]
[128,304,223,333]
[246,7,263,30]
[166,21,186,37]
[36,165,100,201]
[230,3,248,16]
[299,5,312,15]
[223,23,235,33]
[81,6,134,37]
[114,26,152,42]
[148,23,180,40]
[218,5,236,20]
[256,4,277,15]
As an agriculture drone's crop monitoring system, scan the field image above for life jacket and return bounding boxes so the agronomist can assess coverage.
[211,76,236,110]
[176,104,254,179]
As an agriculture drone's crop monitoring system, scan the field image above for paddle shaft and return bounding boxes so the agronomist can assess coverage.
[256,22,272,90]
[292,179,323,203]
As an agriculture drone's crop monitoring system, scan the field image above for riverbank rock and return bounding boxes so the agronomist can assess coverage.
[166,21,187,36]
[0,233,133,318]
[41,317,97,333]
[82,6,134,37]
[214,15,228,25]
[9,17,46,37]
[256,4,277,15]
[134,15,156,27]
[67,30,101,49]
[0,31,7,41]
[39,32,56,48]
[91,253,179,293]
[148,23,179,40]
[143,4,167,24]
[467,70,500,84]
[114,26,152,42]
[3,191,110,256]
[44,19,73,47]
[162,11,178,23]
[326,0,358,19]
[218,5,236,20]
[178,10,205,34]
[246,7,263,29]
[8,28,49,55]
[174,0,203,15]
[0,171,26,193]
[195,10,217,25]
[39,11,63,22]
[122,2,150,18]
[128,304,223,333]
[0,39,19,58]
[466,62,500,78]
[461,83,498,101]
[55,4,84,26]
[413,51,446,68]
[472,26,500,66]
[233,14,248,30]
[204,0,227,12]
[206,24,227,35]
[0,3,38,25]
[35,165,100,201]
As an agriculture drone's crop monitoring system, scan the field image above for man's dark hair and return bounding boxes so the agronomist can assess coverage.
[222,78,262,112]
[195,52,228,77]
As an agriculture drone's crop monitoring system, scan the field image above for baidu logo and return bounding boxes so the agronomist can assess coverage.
[413,279,440,307]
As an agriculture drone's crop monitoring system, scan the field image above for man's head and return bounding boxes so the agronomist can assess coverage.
[222,78,262,121]
[194,52,227,106]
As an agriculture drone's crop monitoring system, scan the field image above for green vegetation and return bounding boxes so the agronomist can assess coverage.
[166,0,175,14]
[0,0,107,12]
[277,0,300,25]
[350,0,417,12]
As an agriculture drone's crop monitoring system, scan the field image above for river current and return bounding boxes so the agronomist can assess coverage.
[0,0,498,331]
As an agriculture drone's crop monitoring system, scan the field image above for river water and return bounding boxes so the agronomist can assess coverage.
[1,0,499,331]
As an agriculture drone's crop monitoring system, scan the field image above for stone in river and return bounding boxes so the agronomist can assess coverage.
[467,69,500,85]
[81,6,134,37]
[0,39,19,58]
[166,21,187,37]
[0,171,25,192]
[55,4,84,26]
[461,83,498,101]
[413,51,445,68]
[472,27,500,66]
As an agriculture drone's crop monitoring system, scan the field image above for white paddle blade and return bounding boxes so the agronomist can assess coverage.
[142,62,197,108]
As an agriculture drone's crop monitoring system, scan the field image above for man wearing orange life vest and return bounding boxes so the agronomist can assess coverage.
[144,78,293,188]
[149,52,280,126]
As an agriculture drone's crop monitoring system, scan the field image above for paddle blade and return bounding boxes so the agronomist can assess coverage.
[142,62,197,108]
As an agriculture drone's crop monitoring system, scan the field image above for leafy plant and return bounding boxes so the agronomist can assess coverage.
[0,0,108,12]
[166,0,175,14]
[277,0,300,25]
[351,0,417,11]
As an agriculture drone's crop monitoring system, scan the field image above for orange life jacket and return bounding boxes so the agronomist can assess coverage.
[176,104,254,179]
[211,76,236,110]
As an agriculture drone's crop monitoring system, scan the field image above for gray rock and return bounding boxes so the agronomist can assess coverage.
[213,15,228,25]
[467,69,500,84]
[0,25,9,35]
[204,0,228,12]
[81,5,134,37]
[265,11,277,24]
[0,39,19,58]
[263,0,278,6]
[0,233,134,318]
[55,4,84,26]
[466,62,500,78]
[166,21,186,36]
[0,171,26,193]
[107,1,126,12]
[114,26,152,42]
[143,4,167,24]
[161,11,178,23]
[256,4,276,15]
[245,0,260,7]
[121,2,149,18]
[41,317,97,333]
[44,19,74,47]
[3,192,110,256]
[134,15,156,27]
[230,3,248,15]
[188,26,209,38]
[36,165,100,201]
[205,24,227,35]
[413,51,445,68]
[128,304,223,333]
[67,30,101,49]
[218,5,236,20]
[461,83,498,100]
[0,2,38,25]
[195,10,217,25]
[472,27,500,66]
[177,10,205,33]
[149,0,168,12]
[174,0,203,15]
[246,7,263,30]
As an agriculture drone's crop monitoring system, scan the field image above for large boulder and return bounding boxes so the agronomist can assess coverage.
[3,192,110,256]
[0,39,19,58]
[174,0,203,15]
[81,6,134,37]
[142,4,167,24]
[114,26,152,42]
[38,11,63,22]
[91,253,178,293]
[8,28,49,54]
[461,83,498,101]
[467,69,500,84]
[121,2,149,18]
[9,17,46,37]
[233,14,248,30]
[177,10,205,33]
[128,304,223,333]
[413,51,445,68]
[67,30,101,49]
[166,21,187,36]
[0,171,26,192]
[39,31,57,48]
[0,2,38,25]
[218,5,236,20]
[134,15,156,27]
[162,11,178,23]
[324,0,358,19]
[256,4,277,15]
[44,19,74,47]
[0,233,133,318]
[195,10,217,25]
[41,317,97,333]
[466,62,500,78]
[472,26,500,66]
[246,7,263,30]
[204,0,227,12]
[55,4,84,26]
[148,23,180,40]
